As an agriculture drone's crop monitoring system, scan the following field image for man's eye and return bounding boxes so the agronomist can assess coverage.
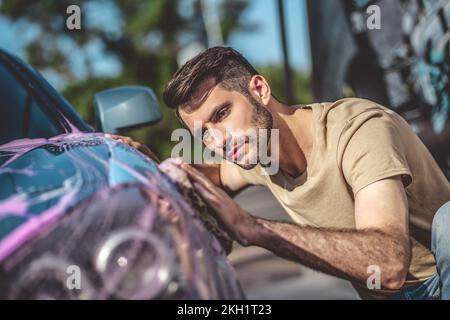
[215,106,230,121]
[202,128,210,140]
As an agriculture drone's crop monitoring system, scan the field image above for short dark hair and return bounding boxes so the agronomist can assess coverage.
[163,46,258,111]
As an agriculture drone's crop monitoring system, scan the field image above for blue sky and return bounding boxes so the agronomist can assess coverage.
[230,0,311,72]
[0,0,311,89]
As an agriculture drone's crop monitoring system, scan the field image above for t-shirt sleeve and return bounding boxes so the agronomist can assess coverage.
[339,111,413,194]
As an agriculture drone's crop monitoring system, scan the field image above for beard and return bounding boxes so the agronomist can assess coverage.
[231,94,273,170]
[248,94,273,130]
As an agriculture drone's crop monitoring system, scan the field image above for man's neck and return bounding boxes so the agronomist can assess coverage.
[269,100,314,178]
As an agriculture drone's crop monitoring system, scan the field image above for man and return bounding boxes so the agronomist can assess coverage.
[112,47,450,299]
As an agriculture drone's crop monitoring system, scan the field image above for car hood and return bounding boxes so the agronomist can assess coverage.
[0,133,176,262]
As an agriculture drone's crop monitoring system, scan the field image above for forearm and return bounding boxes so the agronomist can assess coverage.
[241,217,411,289]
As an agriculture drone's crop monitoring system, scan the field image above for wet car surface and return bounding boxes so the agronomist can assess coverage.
[0,49,244,299]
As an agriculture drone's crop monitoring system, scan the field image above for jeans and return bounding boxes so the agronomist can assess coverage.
[392,201,450,300]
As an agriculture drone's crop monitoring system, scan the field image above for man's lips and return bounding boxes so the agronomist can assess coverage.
[224,137,249,161]
[233,145,238,159]
[228,142,245,161]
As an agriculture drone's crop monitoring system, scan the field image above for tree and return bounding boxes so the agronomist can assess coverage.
[2,0,255,159]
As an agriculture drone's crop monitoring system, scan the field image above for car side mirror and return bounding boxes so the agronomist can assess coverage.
[94,86,162,133]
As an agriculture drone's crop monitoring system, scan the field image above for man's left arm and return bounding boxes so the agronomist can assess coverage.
[180,162,411,290]
[246,176,411,290]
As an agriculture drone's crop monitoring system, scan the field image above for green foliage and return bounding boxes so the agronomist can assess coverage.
[3,0,312,162]
[257,65,312,105]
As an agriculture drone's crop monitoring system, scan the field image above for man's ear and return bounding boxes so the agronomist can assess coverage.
[248,75,271,106]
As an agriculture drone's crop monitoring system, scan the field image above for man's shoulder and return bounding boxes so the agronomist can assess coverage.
[311,98,407,160]
[318,97,391,121]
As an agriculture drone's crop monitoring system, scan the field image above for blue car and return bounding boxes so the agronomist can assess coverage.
[0,49,244,299]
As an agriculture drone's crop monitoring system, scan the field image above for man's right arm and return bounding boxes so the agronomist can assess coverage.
[192,161,250,197]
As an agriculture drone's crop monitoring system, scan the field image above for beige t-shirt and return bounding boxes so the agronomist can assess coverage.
[234,98,450,298]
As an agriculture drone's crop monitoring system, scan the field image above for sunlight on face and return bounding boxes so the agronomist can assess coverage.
[179,80,273,169]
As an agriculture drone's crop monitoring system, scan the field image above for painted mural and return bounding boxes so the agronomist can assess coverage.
[307,0,450,178]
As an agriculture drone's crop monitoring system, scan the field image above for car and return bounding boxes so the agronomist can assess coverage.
[0,49,244,299]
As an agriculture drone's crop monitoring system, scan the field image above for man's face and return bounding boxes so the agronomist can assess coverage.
[178,78,273,169]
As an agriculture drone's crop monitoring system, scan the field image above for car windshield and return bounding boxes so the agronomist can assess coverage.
[0,61,65,146]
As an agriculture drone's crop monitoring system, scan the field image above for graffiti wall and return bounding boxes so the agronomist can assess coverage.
[307,0,450,178]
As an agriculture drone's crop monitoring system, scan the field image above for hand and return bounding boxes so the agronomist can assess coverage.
[104,133,160,163]
[178,162,255,246]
